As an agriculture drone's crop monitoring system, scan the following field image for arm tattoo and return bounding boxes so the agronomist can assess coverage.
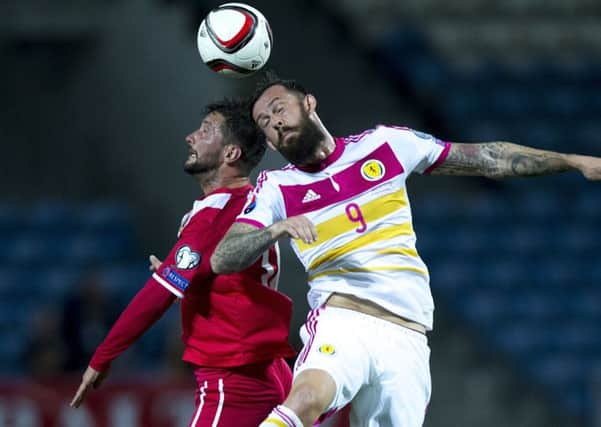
[432,142,572,178]
[211,224,277,274]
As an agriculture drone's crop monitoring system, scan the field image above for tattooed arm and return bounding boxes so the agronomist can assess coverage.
[211,216,317,274]
[431,142,601,180]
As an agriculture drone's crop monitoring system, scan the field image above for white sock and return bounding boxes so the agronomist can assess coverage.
[259,405,304,427]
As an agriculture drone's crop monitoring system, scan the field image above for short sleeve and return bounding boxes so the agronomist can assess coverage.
[151,214,215,298]
[236,170,285,228]
[380,125,451,175]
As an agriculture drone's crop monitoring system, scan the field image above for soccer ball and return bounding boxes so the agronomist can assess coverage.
[196,3,273,78]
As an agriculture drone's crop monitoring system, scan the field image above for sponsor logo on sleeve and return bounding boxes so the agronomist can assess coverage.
[175,245,201,270]
[360,159,385,181]
[160,266,190,292]
[243,194,257,214]
[410,129,434,140]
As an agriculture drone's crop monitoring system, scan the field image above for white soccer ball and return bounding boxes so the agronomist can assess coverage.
[196,3,273,78]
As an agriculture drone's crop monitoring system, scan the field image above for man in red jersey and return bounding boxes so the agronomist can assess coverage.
[70,98,295,427]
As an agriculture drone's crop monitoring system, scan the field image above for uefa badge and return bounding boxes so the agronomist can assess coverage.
[175,245,201,270]
[360,159,385,182]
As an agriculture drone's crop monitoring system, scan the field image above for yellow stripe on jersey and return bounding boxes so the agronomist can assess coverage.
[308,265,429,281]
[296,189,408,252]
[308,223,415,270]
[262,418,288,427]
[376,247,419,257]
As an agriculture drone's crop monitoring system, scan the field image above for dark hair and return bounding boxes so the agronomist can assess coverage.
[204,98,266,174]
[249,70,309,117]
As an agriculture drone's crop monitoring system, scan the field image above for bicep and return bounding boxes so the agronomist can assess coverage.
[225,221,261,236]
[430,143,500,176]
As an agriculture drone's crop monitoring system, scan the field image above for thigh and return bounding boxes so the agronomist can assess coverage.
[350,327,431,427]
[294,307,371,414]
[189,361,290,427]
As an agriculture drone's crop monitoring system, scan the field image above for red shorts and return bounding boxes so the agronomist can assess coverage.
[187,358,292,427]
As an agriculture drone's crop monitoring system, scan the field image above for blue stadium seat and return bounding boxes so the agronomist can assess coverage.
[6,234,56,266]
[99,264,150,300]
[493,323,557,356]
[460,290,510,324]
[542,87,584,118]
[27,200,76,233]
[62,233,135,265]
[0,203,24,238]
[0,267,30,300]
[78,201,133,234]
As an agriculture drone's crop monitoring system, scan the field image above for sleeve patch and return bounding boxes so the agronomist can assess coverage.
[411,129,435,140]
[159,267,190,292]
[175,245,201,269]
[243,193,257,214]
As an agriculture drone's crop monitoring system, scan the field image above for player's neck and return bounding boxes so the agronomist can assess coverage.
[300,134,336,168]
[196,173,250,195]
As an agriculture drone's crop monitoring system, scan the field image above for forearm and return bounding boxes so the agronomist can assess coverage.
[433,142,576,178]
[211,226,277,274]
[90,280,175,371]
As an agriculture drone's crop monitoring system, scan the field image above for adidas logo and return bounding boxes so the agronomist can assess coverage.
[302,189,321,203]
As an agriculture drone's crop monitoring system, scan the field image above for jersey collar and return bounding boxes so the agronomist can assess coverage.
[200,184,253,200]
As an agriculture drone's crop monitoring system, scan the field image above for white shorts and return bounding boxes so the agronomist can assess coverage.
[294,306,431,427]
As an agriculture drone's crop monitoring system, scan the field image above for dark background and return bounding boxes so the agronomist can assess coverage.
[1,1,600,426]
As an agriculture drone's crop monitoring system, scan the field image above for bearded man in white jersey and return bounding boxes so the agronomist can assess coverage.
[210,77,601,427]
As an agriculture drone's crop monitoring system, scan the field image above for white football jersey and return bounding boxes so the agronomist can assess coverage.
[237,125,450,330]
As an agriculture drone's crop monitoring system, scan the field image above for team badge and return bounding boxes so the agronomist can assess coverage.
[360,159,385,181]
[318,344,336,355]
[175,245,201,269]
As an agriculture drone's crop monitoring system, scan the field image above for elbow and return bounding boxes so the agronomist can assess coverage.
[210,254,229,275]
[484,170,506,179]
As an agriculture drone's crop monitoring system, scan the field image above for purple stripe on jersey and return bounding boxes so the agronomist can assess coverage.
[280,143,404,217]
[423,142,451,175]
[317,407,339,424]
[274,407,296,427]
[256,170,268,191]
[235,218,265,229]
[297,308,321,367]
[343,128,376,143]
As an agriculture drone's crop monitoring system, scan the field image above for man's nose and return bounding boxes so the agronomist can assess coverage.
[185,134,195,145]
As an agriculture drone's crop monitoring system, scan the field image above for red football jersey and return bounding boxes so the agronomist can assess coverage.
[151,185,295,367]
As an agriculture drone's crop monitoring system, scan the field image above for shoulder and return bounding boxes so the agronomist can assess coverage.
[179,192,234,233]
[339,125,421,146]
[255,167,296,189]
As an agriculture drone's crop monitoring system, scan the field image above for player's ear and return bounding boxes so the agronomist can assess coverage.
[304,94,317,114]
[224,144,242,164]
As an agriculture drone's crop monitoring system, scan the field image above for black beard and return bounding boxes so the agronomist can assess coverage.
[183,155,219,175]
[278,114,325,166]
[184,161,213,175]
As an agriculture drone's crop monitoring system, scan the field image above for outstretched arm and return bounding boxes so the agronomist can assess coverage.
[431,142,601,180]
[70,260,175,408]
[211,217,317,274]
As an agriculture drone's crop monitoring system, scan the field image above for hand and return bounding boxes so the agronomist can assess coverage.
[269,215,317,244]
[148,255,162,272]
[70,366,109,408]
[570,154,601,180]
